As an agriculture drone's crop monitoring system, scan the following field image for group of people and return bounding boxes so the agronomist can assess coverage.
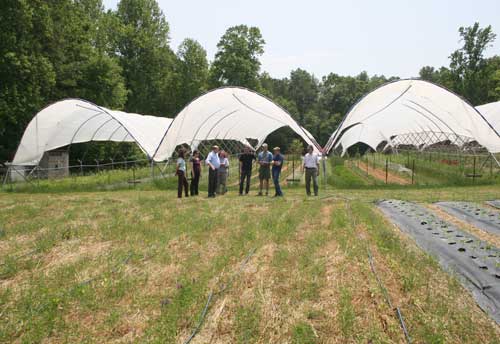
[175,143,320,198]
[175,148,229,198]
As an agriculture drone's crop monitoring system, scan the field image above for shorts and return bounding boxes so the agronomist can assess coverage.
[259,166,271,180]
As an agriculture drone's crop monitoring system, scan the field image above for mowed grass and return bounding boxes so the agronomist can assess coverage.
[1,183,500,343]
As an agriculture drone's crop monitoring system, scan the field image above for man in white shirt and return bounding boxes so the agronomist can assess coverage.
[206,145,220,198]
[303,145,320,196]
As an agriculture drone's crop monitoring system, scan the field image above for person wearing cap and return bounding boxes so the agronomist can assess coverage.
[239,146,256,195]
[303,145,320,196]
[271,147,284,197]
[257,143,273,196]
[206,145,220,198]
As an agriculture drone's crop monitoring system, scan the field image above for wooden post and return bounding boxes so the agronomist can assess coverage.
[366,154,369,175]
[385,158,388,184]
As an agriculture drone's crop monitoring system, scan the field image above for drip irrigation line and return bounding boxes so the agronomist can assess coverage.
[368,250,412,344]
[216,247,256,295]
[367,247,412,343]
[367,249,393,309]
[344,202,412,344]
[183,248,256,344]
[396,307,411,343]
[183,291,214,344]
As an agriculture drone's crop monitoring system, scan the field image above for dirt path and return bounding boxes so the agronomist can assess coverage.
[357,161,410,185]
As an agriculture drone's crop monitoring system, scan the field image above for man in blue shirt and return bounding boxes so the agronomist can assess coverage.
[205,145,220,197]
[257,143,273,196]
[271,147,284,197]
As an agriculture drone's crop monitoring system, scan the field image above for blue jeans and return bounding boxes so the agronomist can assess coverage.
[272,168,283,196]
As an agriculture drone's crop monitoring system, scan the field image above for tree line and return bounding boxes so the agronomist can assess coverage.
[1,0,499,163]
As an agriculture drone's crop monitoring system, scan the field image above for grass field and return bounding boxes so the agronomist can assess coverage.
[1,162,500,343]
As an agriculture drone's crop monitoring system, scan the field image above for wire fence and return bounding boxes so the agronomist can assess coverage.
[340,150,500,187]
[1,159,174,192]
[1,151,323,193]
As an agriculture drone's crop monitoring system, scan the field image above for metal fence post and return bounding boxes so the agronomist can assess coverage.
[472,156,476,184]
[133,165,136,187]
[411,159,415,185]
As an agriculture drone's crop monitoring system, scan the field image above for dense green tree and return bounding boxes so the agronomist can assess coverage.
[419,66,440,83]
[0,1,56,162]
[78,54,127,106]
[449,22,497,105]
[210,25,265,89]
[319,73,367,118]
[45,0,125,107]
[176,38,209,108]
[288,69,319,121]
[260,72,291,101]
[0,0,126,162]
[115,0,177,116]
[485,56,500,100]
[419,66,455,90]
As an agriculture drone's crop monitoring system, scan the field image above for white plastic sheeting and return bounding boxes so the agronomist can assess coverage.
[325,79,500,155]
[477,101,500,134]
[153,87,321,161]
[12,99,172,165]
[12,89,322,166]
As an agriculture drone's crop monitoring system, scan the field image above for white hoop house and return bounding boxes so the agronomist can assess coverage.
[476,101,500,135]
[11,88,322,168]
[12,99,172,166]
[325,79,500,155]
[152,87,322,161]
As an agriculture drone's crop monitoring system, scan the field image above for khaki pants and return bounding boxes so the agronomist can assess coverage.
[305,168,318,196]
[217,170,227,194]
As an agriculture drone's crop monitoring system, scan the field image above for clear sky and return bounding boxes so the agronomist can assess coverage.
[102,0,500,79]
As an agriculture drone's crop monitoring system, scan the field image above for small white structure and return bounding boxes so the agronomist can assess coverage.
[8,164,28,182]
[38,150,69,179]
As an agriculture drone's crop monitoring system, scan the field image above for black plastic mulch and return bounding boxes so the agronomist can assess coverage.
[378,199,500,324]
[487,200,500,210]
[436,202,500,236]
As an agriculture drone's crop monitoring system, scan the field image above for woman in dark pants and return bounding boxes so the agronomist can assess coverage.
[190,150,201,196]
[176,149,189,198]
